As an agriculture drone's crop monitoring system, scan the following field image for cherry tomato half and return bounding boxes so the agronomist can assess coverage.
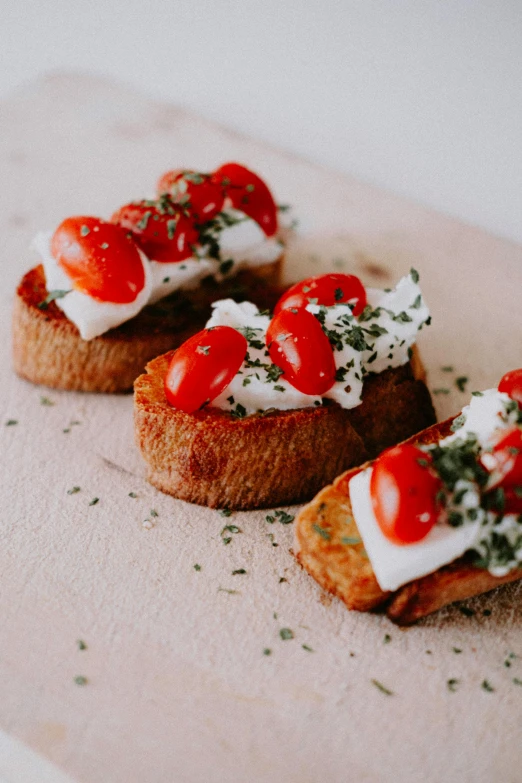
[274,273,367,316]
[498,368,522,407]
[156,169,224,222]
[164,326,247,414]
[266,308,336,396]
[211,162,278,237]
[111,196,199,263]
[51,216,145,304]
[481,427,522,491]
[370,444,442,544]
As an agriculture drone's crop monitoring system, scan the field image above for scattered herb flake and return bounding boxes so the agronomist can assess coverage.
[219,508,232,517]
[263,648,272,656]
[513,678,522,686]
[455,376,468,392]
[40,396,55,406]
[74,675,88,686]
[77,640,87,651]
[312,524,331,541]
[459,606,475,618]
[217,587,239,595]
[279,628,294,641]
[67,486,81,495]
[372,679,393,696]
[150,509,158,518]
[433,388,450,395]
[5,419,18,426]
[441,365,454,373]
[302,644,314,652]
[232,569,247,575]
[452,647,463,654]
[128,492,137,498]
[89,497,99,506]
[447,678,459,692]
[410,267,419,284]
[193,564,201,571]
[481,680,494,692]
[383,634,391,644]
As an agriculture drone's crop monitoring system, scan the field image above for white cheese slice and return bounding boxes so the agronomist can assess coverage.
[34,232,153,341]
[348,468,479,592]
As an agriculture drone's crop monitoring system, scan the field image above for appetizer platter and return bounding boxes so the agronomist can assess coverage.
[2,74,522,783]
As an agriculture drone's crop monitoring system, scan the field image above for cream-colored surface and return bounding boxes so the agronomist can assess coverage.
[2,74,522,783]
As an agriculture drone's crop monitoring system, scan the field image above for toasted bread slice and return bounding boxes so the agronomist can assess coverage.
[295,418,522,624]
[13,260,282,393]
[134,348,435,510]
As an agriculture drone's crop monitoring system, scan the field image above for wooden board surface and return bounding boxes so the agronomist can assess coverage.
[2,73,522,783]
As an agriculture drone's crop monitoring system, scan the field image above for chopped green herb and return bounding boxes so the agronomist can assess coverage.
[273,385,286,392]
[74,675,88,686]
[265,510,294,525]
[193,564,201,571]
[77,640,87,651]
[40,396,55,406]
[302,644,314,652]
[67,486,81,495]
[232,569,246,575]
[452,647,462,654]
[383,634,391,644]
[513,678,522,686]
[341,536,362,545]
[481,680,494,692]
[89,497,99,506]
[334,287,344,302]
[128,492,138,498]
[312,524,331,541]
[410,294,422,309]
[80,225,90,236]
[279,628,294,641]
[219,508,232,517]
[230,403,247,419]
[471,391,484,397]
[410,267,419,284]
[433,388,450,395]
[219,259,234,276]
[455,376,468,392]
[37,289,72,310]
[459,606,475,618]
[279,577,287,583]
[263,648,272,656]
[162,277,170,284]
[196,345,210,355]
[5,419,18,426]
[372,679,393,695]
[441,365,454,373]
[150,509,158,518]
[217,587,239,595]
[447,678,459,692]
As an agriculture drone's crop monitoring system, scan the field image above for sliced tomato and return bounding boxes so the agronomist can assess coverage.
[498,368,522,407]
[274,273,367,316]
[266,308,336,396]
[164,326,247,414]
[481,427,522,491]
[111,196,199,262]
[370,444,442,544]
[156,169,224,222]
[211,162,278,236]
[51,216,145,304]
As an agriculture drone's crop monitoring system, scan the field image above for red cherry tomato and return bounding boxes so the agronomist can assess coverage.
[274,273,367,316]
[51,216,145,304]
[498,368,522,407]
[156,169,224,222]
[111,196,199,263]
[266,308,336,396]
[211,162,278,237]
[164,326,247,414]
[481,427,522,491]
[370,444,443,544]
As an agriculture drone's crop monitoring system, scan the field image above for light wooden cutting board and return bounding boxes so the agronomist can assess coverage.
[1,73,522,783]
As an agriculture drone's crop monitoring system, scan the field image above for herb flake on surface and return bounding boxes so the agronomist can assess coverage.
[279,628,294,641]
[371,679,393,696]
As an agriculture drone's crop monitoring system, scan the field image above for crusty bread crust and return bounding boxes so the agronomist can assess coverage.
[134,349,435,510]
[294,418,522,624]
[12,260,283,393]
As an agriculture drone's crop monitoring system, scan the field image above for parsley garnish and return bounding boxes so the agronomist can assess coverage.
[80,225,90,236]
[37,289,71,310]
[442,365,454,372]
[302,644,314,652]
[230,403,247,419]
[77,639,87,650]
[5,419,18,426]
[279,628,294,641]
[455,376,468,392]
[74,676,88,686]
[383,634,391,644]
[371,679,393,696]
[89,497,99,506]
[193,564,201,571]
[447,678,459,692]
[128,492,137,498]
[263,648,272,656]
[40,396,55,406]
[232,569,246,575]
[219,259,234,276]
[219,508,232,517]
[265,510,294,525]
[196,345,210,355]
[334,287,343,301]
[481,680,494,692]
[410,267,420,283]
[67,486,81,495]
[221,524,241,545]
[312,524,331,541]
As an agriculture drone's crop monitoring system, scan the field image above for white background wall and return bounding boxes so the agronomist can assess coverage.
[1,0,521,243]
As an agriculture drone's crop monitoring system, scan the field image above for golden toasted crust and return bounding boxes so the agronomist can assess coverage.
[12,260,283,393]
[295,418,522,624]
[134,350,435,510]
